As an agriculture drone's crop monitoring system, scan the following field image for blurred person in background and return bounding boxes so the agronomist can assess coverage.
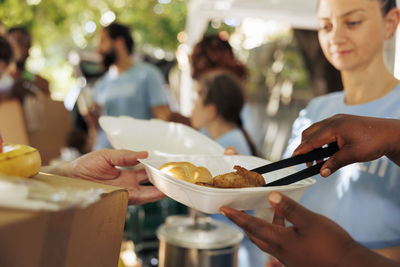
[88,23,188,257]
[0,36,14,100]
[191,34,248,83]
[190,71,265,267]
[88,22,173,150]
[0,22,6,36]
[282,0,400,262]
[191,72,257,156]
[190,34,260,153]
[7,27,50,101]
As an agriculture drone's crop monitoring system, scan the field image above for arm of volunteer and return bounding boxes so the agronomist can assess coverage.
[386,119,400,166]
[374,246,400,263]
[41,149,165,205]
[152,105,192,126]
[152,105,172,121]
[41,161,72,177]
[293,114,400,176]
[221,192,400,267]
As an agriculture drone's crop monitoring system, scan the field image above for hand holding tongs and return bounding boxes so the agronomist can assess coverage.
[251,142,339,187]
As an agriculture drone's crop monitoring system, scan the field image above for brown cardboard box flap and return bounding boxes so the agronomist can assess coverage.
[34,172,127,194]
[0,173,128,267]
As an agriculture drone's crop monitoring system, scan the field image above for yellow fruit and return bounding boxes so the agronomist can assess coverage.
[0,143,42,178]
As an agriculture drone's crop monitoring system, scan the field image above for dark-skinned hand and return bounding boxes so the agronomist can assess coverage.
[293,114,400,177]
[221,192,399,267]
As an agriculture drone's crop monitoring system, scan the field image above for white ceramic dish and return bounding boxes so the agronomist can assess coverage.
[99,116,225,158]
[140,155,316,214]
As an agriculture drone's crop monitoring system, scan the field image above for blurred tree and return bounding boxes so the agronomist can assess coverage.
[294,29,342,96]
[245,30,312,103]
[0,0,187,98]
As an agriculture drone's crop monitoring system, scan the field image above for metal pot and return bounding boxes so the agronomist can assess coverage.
[157,215,243,267]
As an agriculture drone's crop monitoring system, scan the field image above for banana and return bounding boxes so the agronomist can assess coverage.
[0,143,42,178]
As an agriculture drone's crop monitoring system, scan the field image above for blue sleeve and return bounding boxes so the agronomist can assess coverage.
[146,65,169,107]
[283,105,315,158]
[283,95,333,158]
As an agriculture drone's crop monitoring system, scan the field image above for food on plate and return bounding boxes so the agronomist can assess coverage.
[0,143,42,178]
[159,161,214,186]
[159,162,265,188]
[213,165,265,188]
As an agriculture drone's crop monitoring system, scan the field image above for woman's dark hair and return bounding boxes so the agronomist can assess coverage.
[8,27,31,49]
[0,36,13,65]
[104,23,135,54]
[191,35,248,82]
[199,72,258,156]
[378,0,397,15]
[317,0,396,15]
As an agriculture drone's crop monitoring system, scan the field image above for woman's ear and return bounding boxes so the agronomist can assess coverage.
[384,8,400,40]
[205,103,218,120]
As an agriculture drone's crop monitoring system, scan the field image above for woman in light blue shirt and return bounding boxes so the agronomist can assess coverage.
[283,0,400,261]
[190,72,257,157]
[190,72,265,267]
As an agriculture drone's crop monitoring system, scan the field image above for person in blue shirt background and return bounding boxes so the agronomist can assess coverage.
[87,22,173,150]
[190,71,265,267]
[190,34,263,153]
[190,71,258,157]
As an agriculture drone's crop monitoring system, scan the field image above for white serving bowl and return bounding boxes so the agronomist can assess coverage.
[100,116,316,214]
[140,155,316,214]
[99,116,225,158]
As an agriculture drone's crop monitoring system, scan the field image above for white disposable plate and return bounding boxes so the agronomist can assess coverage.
[99,116,225,158]
[140,155,316,214]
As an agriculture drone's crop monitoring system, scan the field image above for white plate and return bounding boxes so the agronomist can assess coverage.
[140,155,316,214]
[99,116,225,158]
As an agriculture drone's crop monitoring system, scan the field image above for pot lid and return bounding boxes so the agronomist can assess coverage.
[157,216,244,249]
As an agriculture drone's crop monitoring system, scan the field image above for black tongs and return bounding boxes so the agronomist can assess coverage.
[251,142,339,187]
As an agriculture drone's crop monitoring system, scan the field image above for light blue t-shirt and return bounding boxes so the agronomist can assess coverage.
[94,62,168,149]
[285,83,400,249]
[204,128,265,267]
[217,128,253,156]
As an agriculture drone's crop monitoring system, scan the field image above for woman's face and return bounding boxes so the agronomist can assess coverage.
[317,0,390,71]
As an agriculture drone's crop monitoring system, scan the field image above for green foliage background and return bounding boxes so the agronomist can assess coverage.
[0,0,187,98]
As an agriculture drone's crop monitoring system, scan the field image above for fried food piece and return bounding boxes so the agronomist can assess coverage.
[160,162,265,188]
[213,165,265,188]
[159,162,213,185]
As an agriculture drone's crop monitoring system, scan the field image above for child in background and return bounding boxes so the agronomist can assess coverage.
[190,71,265,267]
[190,34,263,152]
[190,72,257,156]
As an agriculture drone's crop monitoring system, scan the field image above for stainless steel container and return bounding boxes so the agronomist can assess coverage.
[157,215,243,267]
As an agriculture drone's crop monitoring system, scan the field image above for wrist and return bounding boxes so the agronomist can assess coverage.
[385,119,400,166]
[334,240,363,267]
[336,240,400,267]
[40,161,73,177]
[335,241,386,267]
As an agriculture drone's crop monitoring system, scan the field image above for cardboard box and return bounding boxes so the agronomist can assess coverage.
[0,99,29,145]
[0,173,128,267]
[28,98,74,165]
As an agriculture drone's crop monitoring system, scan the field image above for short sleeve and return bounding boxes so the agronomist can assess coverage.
[145,65,169,107]
[283,105,315,158]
